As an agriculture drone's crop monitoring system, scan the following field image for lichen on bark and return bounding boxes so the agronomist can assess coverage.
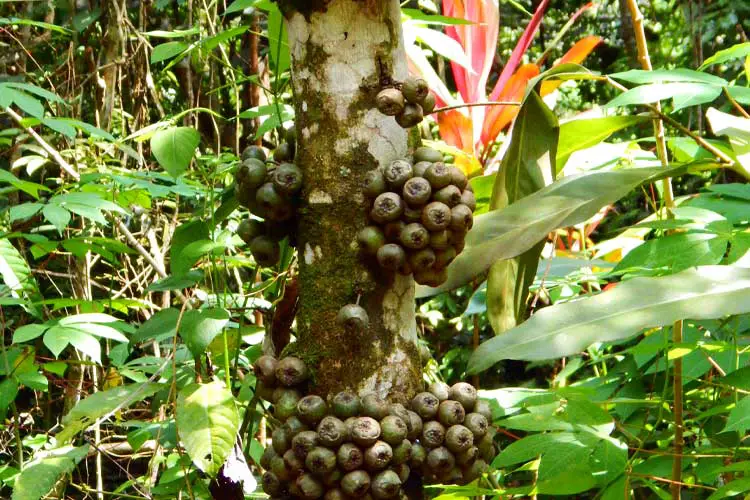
[284,0,421,402]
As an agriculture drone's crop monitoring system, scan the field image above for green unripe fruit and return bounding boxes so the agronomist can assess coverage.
[438,400,465,427]
[371,192,404,224]
[402,76,429,104]
[413,267,448,287]
[250,235,281,267]
[273,389,301,421]
[422,421,446,448]
[276,356,309,387]
[376,88,405,116]
[383,160,413,190]
[455,446,478,466]
[371,470,401,499]
[408,248,436,272]
[395,103,423,128]
[434,247,457,270]
[380,415,408,445]
[253,355,278,386]
[429,381,450,401]
[284,449,306,477]
[296,473,324,499]
[363,170,387,198]
[337,304,369,334]
[412,160,433,177]
[364,440,393,471]
[262,471,282,495]
[464,459,488,482]
[411,392,440,419]
[403,204,422,223]
[450,382,477,411]
[351,416,382,447]
[337,443,364,471]
[317,416,348,448]
[306,447,337,476]
[421,92,436,114]
[272,426,292,454]
[261,446,277,470]
[237,219,265,246]
[292,430,319,459]
[425,162,452,190]
[358,226,386,255]
[402,177,431,206]
[341,470,371,497]
[270,454,291,481]
[478,428,496,462]
[464,413,488,439]
[474,400,492,421]
[284,415,309,437]
[242,145,267,163]
[450,204,474,232]
[257,183,294,221]
[414,147,443,163]
[376,244,406,271]
[421,201,451,231]
[461,189,476,211]
[333,391,362,419]
[285,125,297,145]
[381,221,404,243]
[273,162,304,196]
[237,158,267,189]
[273,142,295,162]
[297,395,328,425]
[410,442,427,468]
[445,425,474,453]
[399,223,430,250]
[433,185,462,207]
[325,488,346,500]
[427,446,455,475]
[362,394,389,420]
[449,166,468,190]
[391,439,412,465]
[406,410,422,440]
[388,404,411,431]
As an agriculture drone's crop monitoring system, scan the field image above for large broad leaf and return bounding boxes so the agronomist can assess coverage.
[723,396,750,434]
[699,42,750,69]
[0,238,40,314]
[150,126,200,178]
[179,308,230,358]
[487,91,557,335]
[132,308,180,343]
[56,383,165,443]
[706,107,750,179]
[606,82,722,112]
[416,162,702,297]
[469,265,750,373]
[11,445,89,500]
[176,382,240,477]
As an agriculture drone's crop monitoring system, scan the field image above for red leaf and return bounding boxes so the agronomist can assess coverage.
[437,109,474,153]
[481,63,540,146]
[540,35,602,95]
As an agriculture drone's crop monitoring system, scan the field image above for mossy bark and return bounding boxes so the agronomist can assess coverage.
[284,0,421,403]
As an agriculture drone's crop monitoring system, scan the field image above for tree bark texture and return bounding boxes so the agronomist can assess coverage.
[284,0,421,403]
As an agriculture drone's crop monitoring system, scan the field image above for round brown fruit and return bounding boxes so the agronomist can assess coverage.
[399,223,430,250]
[402,76,429,104]
[376,243,406,271]
[273,162,303,196]
[276,356,309,387]
[433,185,462,207]
[425,162,452,190]
[337,304,369,334]
[370,192,404,224]
[421,201,451,231]
[358,226,386,255]
[395,103,423,128]
[402,177,432,206]
[241,145,267,163]
[421,92,436,114]
[363,170,387,198]
[408,248,436,272]
[383,160,413,190]
[250,235,280,267]
[376,88,405,116]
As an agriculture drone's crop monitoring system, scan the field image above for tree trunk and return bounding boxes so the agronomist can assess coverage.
[284,0,421,403]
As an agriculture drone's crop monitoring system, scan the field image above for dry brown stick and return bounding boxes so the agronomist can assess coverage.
[623,2,683,498]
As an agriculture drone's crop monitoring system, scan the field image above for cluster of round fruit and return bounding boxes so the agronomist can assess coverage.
[254,354,495,499]
[357,147,475,287]
[235,137,302,267]
[375,77,435,129]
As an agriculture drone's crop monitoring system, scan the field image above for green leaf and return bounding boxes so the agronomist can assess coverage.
[13,324,47,343]
[0,237,41,317]
[40,117,76,138]
[57,383,165,443]
[700,42,750,69]
[179,308,230,358]
[11,445,89,500]
[2,83,66,105]
[225,0,260,14]
[706,107,750,179]
[402,8,474,25]
[0,169,50,199]
[557,116,648,170]
[721,367,750,391]
[132,308,180,343]
[487,91,556,335]
[417,163,701,297]
[172,239,222,277]
[151,41,189,64]
[42,204,71,234]
[494,431,584,468]
[0,17,72,34]
[3,87,44,118]
[17,371,48,391]
[0,378,18,420]
[614,232,730,276]
[706,477,750,500]
[723,396,750,434]
[610,68,727,85]
[10,203,43,222]
[469,265,750,372]
[202,26,248,52]
[267,5,290,80]
[176,382,240,476]
[43,326,101,363]
[150,126,200,177]
[606,82,722,112]
[147,271,204,292]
